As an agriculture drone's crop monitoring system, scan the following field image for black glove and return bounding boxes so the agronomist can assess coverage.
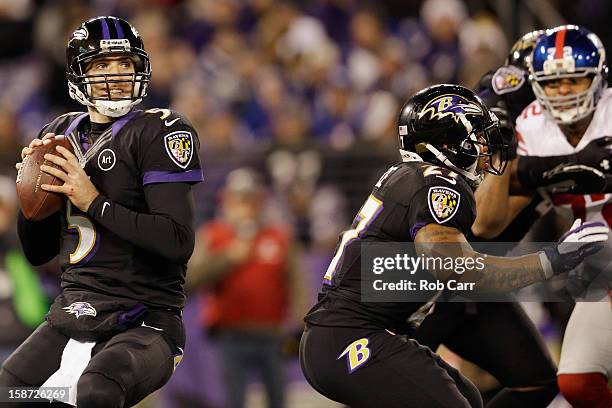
[554,266,606,300]
[518,136,612,190]
[542,163,611,194]
[565,266,604,298]
[540,219,609,278]
[575,136,612,172]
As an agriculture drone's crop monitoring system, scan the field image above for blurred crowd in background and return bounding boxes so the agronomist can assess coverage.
[0,0,611,407]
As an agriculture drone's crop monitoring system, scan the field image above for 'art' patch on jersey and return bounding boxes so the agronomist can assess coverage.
[428,186,460,223]
[164,131,193,169]
[492,65,525,95]
[63,302,97,319]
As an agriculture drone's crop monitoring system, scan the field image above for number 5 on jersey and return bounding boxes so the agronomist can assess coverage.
[67,201,97,264]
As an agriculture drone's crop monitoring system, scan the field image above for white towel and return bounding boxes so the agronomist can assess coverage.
[40,338,96,406]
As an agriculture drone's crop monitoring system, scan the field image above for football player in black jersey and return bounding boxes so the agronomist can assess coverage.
[0,17,203,408]
[411,31,560,408]
[299,84,608,408]
[477,29,545,126]
[473,29,551,231]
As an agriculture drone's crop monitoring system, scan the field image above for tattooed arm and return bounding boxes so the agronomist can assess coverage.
[414,223,547,293]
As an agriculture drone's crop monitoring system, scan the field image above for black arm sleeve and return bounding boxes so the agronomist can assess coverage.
[517,136,612,189]
[17,211,61,266]
[86,182,195,263]
[517,154,578,189]
[476,72,500,105]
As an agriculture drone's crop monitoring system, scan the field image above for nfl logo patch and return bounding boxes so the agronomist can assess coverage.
[428,187,461,224]
[164,131,193,169]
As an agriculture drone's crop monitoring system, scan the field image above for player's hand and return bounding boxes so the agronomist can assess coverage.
[564,266,604,299]
[542,218,609,277]
[542,163,609,193]
[39,145,100,212]
[573,136,612,172]
[15,133,56,172]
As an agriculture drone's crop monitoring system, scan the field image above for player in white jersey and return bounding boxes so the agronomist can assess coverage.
[473,25,612,408]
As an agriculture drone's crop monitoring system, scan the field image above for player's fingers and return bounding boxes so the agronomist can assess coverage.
[41,132,55,140]
[42,137,58,146]
[15,162,21,171]
[570,218,583,230]
[55,145,78,162]
[43,153,68,168]
[28,138,44,149]
[40,183,67,193]
[21,146,33,159]
[40,164,67,181]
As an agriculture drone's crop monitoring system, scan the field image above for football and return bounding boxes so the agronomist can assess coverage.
[16,135,74,221]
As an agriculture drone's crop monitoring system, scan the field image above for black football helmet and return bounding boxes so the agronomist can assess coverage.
[66,16,151,117]
[398,84,509,186]
[505,29,546,71]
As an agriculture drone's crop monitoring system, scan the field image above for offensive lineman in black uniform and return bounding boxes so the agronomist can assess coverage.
[0,17,203,407]
[413,31,560,408]
[299,84,609,408]
[478,30,544,125]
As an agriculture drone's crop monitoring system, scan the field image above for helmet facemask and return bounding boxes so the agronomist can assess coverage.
[67,48,151,117]
[532,73,603,124]
[423,113,509,186]
[397,84,511,187]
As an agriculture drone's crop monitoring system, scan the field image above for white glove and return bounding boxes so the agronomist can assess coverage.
[540,218,609,278]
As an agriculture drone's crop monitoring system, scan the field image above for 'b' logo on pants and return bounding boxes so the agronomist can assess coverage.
[338,338,371,373]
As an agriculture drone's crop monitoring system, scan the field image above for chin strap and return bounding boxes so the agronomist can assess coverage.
[68,81,141,118]
[424,144,483,186]
[93,99,139,117]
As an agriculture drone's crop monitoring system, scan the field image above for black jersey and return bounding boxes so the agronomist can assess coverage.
[476,65,535,123]
[33,108,203,310]
[474,66,549,244]
[305,160,476,332]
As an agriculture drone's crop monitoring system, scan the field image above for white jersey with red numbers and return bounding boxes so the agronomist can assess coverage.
[516,88,612,379]
[516,88,612,227]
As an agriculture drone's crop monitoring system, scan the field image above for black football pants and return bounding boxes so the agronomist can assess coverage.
[300,323,483,408]
[0,315,181,408]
